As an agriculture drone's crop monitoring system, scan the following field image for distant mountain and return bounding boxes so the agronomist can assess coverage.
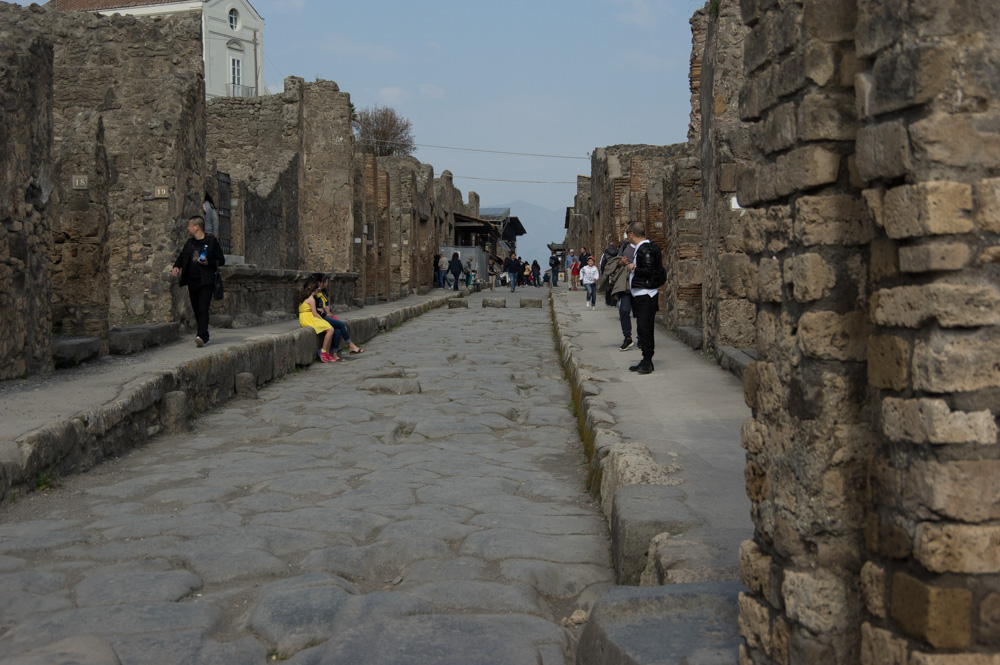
[487,199,565,263]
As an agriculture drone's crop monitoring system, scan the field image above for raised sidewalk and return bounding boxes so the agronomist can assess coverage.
[0,292,453,500]
[549,288,752,664]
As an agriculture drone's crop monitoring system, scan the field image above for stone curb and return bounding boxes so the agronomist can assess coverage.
[0,295,451,500]
[548,294,682,586]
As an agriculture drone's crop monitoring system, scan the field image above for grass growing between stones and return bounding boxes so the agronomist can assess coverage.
[35,471,60,492]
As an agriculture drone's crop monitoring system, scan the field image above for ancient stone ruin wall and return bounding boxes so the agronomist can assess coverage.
[3,5,206,333]
[737,0,1000,662]
[299,81,355,275]
[564,175,592,260]
[855,0,1000,659]
[700,0,754,350]
[664,151,703,329]
[0,20,53,380]
[736,0,875,660]
[208,77,312,271]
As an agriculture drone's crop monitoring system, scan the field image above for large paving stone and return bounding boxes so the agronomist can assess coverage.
[316,614,565,665]
[577,582,743,665]
[501,559,614,599]
[2,603,223,653]
[4,636,121,665]
[246,575,357,654]
[300,538,451,581]
[0,571,72,624]
[75,568,202,607]
[109,629,265,665]
[402,580,546,617]
[460,529,610,565]
[610,484,702,585]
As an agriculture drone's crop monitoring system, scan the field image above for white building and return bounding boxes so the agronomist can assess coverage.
[55,0,265,99]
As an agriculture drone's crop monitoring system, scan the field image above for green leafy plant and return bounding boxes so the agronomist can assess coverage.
[35,472,60,492]
[709,0,720,17]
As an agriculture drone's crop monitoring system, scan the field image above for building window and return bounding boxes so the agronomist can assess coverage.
[231,57,242,87]
[228,8,239,30]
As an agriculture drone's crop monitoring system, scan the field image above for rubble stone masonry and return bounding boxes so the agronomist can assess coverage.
[1,4,206,334]
[0,19,53,380]
[856,0,1000,660]
[700,0,754,350]
[737,0,1000,662]
[207,77,353,275]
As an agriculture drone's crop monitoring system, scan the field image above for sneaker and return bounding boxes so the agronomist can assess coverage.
[202,340,211,347]
[619,338,633,351]
[629,360,654,373]
[195,336,204,348]
[317,349,325,362]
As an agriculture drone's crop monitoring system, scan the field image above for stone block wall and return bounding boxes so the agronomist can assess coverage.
[736,0,1000,662]
[1,5,207,334]
[664,153,703,329]
[736,0,874,660]
[855,0,1000,659]
[0,19,53,380]
[700,0,754,350]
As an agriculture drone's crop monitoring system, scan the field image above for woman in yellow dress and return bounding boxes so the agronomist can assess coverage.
[298,277,338,363]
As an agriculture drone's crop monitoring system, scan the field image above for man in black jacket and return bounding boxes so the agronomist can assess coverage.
[172,215,225,347]
[548,250,561,287]
[624,222,665,375]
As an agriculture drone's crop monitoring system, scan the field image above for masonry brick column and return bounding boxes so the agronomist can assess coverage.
[736,0,875,661]
[855,0,1000,659]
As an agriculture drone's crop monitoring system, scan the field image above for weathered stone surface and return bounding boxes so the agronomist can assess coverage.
[871,284,1000,328]
[316,614,566,665]
[599,443,682,519]
[3,636,122,665]
[74,569,202,607]
[234,372,258,399]
[52,337,101,369]
[891,571,972,649]
[881,397,997,445]
[610,484,701,585]
[448,298,469,309]
[577,583,743,665]
[781,569,850,634]
[915,523,1000,574]
[482,298,507,308]
[519,297,543,308]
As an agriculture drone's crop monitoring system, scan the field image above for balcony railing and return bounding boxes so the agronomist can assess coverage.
[227,84,257,98]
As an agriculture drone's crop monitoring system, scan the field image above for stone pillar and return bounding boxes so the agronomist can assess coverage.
[700,0,754,351]
[299,80,354,274]
[856,0,1000,659]
[0,22,53,380]
[736,0,874,661]
[665,154,703,330]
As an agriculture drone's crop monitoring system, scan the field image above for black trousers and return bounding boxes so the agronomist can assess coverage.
[631,293,658,361]
[187,283,214,341]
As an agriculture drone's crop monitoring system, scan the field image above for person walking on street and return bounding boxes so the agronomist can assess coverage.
[564,249,577,288]
[438,254,449,289]
[171,215,225,347]
[504,253,519,292]
[616,234,638,350]
[548,250,561,287]
[579,247,591,267]
[487,258,500,291]
[625,222,666,375]
[569,256,580,291]
[449,252,464,291]
[581,256,599,308]
[531,260,541,287]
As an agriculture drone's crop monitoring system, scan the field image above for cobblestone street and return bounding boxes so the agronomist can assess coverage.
[0,297,611,665]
